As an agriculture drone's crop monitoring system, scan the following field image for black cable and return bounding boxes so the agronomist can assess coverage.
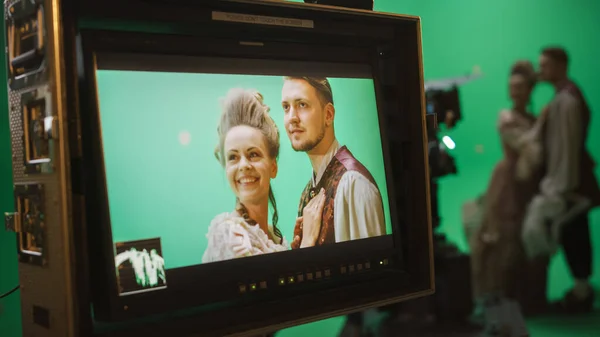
[0,285,20,299]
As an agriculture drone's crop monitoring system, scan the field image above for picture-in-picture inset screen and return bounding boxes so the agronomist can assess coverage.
[95,60,394,296]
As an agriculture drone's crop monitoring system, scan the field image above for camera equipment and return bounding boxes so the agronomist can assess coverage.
[304,0,374,11]
[427,87,461,129]
[381,73,485,330]
[425,73,482,128]
[425,72,483,184]
[422,73,483,323]
[3,0,434,336]
[426,112,472,323]
[428,125,458,180]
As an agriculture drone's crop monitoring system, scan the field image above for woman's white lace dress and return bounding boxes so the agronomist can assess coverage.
[202,212,289,263]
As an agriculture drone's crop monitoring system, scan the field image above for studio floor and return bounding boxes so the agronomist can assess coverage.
[278,304,600,337]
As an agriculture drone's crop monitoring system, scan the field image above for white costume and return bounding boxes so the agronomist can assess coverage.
[202,212,289,263]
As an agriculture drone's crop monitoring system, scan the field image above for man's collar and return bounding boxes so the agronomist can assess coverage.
[311,139,340,187]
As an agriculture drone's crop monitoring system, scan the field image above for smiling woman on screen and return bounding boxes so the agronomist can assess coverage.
[202,88,324,263]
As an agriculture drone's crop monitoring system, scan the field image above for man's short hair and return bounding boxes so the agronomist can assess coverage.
[541,47,569,66]
[284,76,334,107]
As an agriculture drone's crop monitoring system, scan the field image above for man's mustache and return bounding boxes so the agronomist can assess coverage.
[288,124,305,133]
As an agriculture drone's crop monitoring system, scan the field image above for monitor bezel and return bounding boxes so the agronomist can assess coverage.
[85,31,404,319]
[70,1,433,335]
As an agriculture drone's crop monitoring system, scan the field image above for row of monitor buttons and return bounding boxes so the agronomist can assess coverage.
[238,269,332,294]
[341,261,369,274]
[239,281,267,294]
[238,259,389,294]
[340,258,388,274]
[280,268,331,286]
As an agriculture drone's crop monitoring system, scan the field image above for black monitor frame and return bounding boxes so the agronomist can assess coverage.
[63,1,434,336]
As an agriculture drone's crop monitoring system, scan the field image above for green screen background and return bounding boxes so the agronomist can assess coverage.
[2,1,599,336]
[96,71,392,269]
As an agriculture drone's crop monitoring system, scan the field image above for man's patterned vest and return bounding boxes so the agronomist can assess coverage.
[545,81,600,207]
[295,146,379,247]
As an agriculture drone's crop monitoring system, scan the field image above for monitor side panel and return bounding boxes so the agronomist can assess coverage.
[2,0,81,336]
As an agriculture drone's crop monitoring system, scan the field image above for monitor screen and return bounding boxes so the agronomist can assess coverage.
[94,55,394,297]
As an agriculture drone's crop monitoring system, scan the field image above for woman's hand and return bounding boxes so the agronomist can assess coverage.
[291,217,303,249]
[300,188,326,248]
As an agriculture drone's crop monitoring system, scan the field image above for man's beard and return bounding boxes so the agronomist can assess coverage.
[292,126,326,152]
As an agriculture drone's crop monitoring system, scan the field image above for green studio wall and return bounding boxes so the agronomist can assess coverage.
[370,0,600,301]
[1,1,599,337]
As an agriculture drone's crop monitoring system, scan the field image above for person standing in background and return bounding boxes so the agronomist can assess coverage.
[529,47,600,313]
[470,61,548,335]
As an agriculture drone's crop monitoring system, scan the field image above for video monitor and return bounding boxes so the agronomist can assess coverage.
[1,0,431,335]
[74,1,433,335]
[95,54,394,296]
